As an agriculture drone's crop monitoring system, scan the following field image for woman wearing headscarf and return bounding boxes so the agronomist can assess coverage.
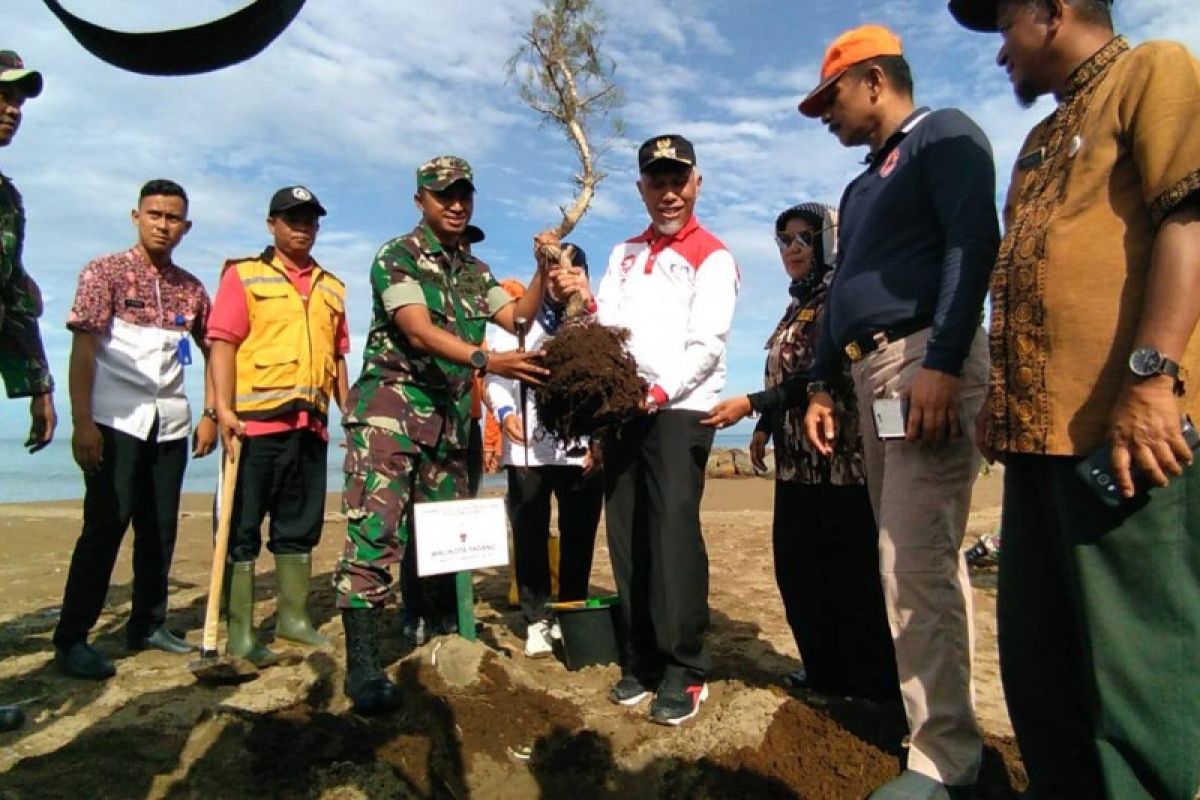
[703,203,897,701]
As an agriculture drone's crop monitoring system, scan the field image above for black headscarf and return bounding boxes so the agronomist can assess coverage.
[776,202,838,301]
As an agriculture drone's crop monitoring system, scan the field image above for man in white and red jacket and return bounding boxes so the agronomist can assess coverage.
[557,134,739,725]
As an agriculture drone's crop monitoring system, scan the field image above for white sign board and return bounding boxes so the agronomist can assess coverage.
[413,497,510,577]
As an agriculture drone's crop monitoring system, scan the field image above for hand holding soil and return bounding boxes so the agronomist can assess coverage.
[533,322,647,442]
[487,349,548,385]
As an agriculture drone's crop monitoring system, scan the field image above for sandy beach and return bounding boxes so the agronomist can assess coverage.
[0,468,1019,799]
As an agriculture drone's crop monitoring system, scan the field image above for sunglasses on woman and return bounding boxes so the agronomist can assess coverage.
[775,230,816,250]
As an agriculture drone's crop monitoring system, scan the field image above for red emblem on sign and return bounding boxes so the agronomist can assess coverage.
[459,532,467,543]
[880,149,900,178]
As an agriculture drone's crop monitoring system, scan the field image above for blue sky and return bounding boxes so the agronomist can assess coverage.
[2,0,1198,442]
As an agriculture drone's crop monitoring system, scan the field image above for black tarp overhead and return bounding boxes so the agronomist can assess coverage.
[42,0,306,76]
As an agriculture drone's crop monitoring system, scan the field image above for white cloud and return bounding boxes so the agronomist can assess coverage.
[2,0,1199,433]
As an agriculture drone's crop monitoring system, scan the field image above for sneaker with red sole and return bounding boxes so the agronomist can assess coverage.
[649,680,708,726]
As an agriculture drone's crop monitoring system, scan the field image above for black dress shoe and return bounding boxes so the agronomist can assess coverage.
[55,642,116,680]
[0,705,25,732]
[128,627,195,655]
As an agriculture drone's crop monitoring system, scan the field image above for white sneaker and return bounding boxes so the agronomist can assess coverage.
[524,620,554,658]
[549,620,562,641]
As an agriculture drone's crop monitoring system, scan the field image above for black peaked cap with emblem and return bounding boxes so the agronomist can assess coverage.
[269,185,327,216]
[637,134,697,172]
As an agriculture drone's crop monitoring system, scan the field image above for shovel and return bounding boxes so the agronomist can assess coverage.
[189,436,257,684]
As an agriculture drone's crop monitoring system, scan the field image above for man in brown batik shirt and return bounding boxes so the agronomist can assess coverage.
[951,1,1200,797]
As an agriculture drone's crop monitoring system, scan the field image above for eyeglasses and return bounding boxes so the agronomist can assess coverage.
[775,230,816,250]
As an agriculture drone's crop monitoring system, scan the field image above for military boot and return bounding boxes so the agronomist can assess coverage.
[226,561,280,667]
[0,704,25,732]
[342,607,399,715]
[274,552,328,646]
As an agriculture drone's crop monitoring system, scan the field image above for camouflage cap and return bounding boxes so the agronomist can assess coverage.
[416,156,474,191]
[0,51,43,98]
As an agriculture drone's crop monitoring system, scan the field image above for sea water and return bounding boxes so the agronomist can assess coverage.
[0,430,755,504]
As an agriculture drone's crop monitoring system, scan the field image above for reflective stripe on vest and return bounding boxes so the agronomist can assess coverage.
[229,256,344,421]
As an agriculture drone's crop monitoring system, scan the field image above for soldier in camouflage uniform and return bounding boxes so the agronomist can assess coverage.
[0,50,54,733]
[335,156,556,714]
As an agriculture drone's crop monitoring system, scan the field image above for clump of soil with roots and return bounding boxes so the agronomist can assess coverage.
[533,320,647,443]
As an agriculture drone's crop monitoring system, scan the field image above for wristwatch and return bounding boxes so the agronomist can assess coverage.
[468,348,488,375]
[806,380,832,399]
[202,407,218,422]
[1128,346,1185,395]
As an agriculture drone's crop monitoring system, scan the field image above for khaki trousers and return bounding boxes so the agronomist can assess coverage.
[850,327,987,786]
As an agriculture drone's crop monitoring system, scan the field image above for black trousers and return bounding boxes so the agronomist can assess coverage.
[229,429,327,563]
[54,421,188,648]
[774,481,899,700]
[604,410,714,684]
[507,465,603,624]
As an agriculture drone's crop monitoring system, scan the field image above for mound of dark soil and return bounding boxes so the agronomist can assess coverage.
[533,321,647,443]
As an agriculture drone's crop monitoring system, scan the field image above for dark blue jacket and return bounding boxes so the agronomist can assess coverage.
[811,107,1000,379]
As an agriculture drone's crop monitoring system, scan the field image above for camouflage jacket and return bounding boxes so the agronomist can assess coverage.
[0,170,53,398]
[343,223,511,452]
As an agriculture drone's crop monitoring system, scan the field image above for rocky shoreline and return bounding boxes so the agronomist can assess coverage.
[706,447,774,479]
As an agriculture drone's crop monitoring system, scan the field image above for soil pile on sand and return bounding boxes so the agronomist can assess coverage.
[1,641,1026,799]
[0,475,1025,799]
[533,321,646,443]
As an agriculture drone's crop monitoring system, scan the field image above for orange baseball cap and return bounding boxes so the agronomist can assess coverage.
[798,25,904,118]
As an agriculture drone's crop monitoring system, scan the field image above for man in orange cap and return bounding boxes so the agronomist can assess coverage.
[800,24,999,800]
[950,1,1200,797]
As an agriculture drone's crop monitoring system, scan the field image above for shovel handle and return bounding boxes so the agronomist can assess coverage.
[202,436,242,654]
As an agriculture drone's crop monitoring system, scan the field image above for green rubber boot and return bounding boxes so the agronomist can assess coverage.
[219,559,232,620]
[274,552,328,646]
[226,561,279,667]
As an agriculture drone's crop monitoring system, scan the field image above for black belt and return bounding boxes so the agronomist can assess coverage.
[843,320,931,362]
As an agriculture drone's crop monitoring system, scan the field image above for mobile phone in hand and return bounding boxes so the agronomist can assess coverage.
[1074,416,1200,508]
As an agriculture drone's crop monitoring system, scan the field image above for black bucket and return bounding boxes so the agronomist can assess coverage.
[551,595,621,671]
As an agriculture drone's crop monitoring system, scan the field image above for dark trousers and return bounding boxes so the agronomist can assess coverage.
[999,455,1200,799]
[229,429,327,563]
[54,421,188,648]
[774,481,898,700]
[507,465,603,624]
[604,410,714,684]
